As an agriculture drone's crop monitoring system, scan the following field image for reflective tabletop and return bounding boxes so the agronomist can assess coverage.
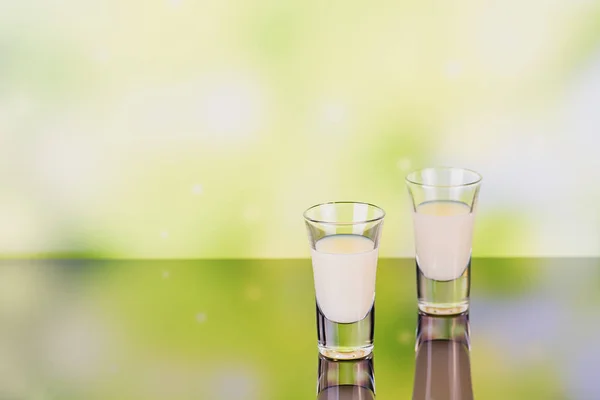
[1,258,598,399]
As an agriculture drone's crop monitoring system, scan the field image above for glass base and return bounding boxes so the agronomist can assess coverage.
[416,259,470,316]
[418,301,469,315]
[318,345,373,360]
[316,302,375,360]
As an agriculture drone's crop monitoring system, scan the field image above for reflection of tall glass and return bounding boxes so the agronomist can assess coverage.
[317,353,375,400]
[304,202,385,360]
[406,168,482,315]
[413,312,473,400]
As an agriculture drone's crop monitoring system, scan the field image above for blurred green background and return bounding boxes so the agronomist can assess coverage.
[2,3,600,398]
[1,0,600,258]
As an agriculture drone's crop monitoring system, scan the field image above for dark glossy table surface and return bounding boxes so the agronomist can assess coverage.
[1,258,599,399]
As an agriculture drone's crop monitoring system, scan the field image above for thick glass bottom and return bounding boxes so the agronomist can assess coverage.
[316,302,374,360]
[417,259,470,316]
[418,300,469,315]
[318,345,373,360]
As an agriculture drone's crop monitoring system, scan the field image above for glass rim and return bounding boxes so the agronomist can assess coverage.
[405,167,482,188]
[303,201,386,225]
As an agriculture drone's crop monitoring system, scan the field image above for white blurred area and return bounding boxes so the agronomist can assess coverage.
[0,0,598,257]
[434,49,600,257]
[0,263,113,398]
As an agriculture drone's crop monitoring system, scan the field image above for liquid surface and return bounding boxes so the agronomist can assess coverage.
[311,235,378,323]
[413,201,474,281]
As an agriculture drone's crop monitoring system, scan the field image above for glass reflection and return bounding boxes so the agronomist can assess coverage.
[413,312,473,400]
[317,354,375,399]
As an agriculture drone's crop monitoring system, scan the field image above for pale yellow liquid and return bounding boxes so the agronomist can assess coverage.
[413,201,474,281]
[311,235,378,323]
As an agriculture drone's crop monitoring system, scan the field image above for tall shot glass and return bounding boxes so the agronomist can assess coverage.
[406,168,482,315]
[304,202,385,360]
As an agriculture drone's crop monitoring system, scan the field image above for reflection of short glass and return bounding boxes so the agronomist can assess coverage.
[406,168,482,315]
[317,353,375,400]
[304,202,385,360]
[413,312,473,400]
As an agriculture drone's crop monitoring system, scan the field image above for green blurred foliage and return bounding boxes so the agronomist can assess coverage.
[1,0,600,258]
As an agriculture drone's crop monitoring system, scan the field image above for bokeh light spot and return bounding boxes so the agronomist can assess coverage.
[191,184,203,195]
[396,158,412,171]
[397,330,413,345]
[167,0,183,7]
[196,313,207,323]
[443,60,463,80]
[321,103,347,125]
[199,74,266,140]
[90,48,110,65]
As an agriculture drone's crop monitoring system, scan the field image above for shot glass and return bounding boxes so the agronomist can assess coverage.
[406,167,482,315]
[304,202,385,360]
